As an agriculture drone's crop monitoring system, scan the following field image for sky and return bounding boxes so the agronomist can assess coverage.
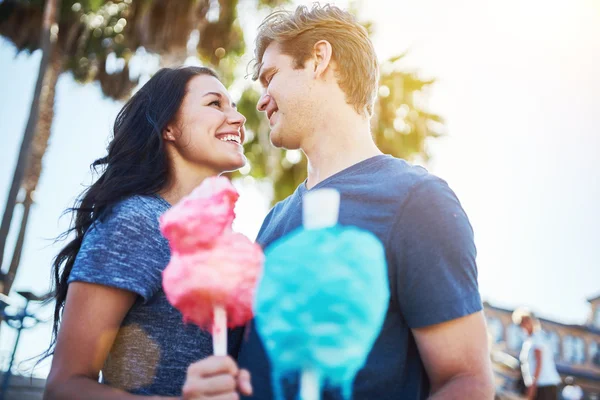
[0,0,599,378]
[356,0,600,322]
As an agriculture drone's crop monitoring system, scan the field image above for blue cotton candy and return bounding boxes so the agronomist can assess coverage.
[254,225,389,400]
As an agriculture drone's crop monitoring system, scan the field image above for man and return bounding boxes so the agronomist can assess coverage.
[512,308,561,400]
[238,4,495,399]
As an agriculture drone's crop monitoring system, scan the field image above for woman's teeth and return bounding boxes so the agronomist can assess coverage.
[219,135,240,144]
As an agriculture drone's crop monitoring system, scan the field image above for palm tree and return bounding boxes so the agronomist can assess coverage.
[0,0,441,297]
[0,0,288,294]
[0,0,140,294]
[0,0,65,295]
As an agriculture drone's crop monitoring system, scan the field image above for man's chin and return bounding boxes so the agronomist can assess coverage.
[270,127,301,150]
[269,130,284,148]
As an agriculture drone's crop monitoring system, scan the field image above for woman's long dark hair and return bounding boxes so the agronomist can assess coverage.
[46,66,218,357]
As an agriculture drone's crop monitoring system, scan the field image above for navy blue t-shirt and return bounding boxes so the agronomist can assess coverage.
[238,155,482,399]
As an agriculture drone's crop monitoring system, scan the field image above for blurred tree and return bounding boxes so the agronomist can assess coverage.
[372,54,444,161]
[0,0,442,295]
[0,0,288,294]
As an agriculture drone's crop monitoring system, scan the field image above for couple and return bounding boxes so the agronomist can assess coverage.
[44,4,494,400]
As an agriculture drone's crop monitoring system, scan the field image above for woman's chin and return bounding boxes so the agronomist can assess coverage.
[220,154,247,174]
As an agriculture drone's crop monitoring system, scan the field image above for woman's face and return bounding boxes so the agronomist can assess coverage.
[166,74,247,174]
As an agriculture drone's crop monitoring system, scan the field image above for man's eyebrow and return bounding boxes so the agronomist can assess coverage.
[258,66,276,87]
[203,92,237,108]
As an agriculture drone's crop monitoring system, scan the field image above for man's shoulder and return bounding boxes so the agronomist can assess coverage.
[269,185,303,214]
[256,188,303,246]
[350,155,430,181]
[531,331,550,346]
[265,158,451,225]
[353,156,446,196]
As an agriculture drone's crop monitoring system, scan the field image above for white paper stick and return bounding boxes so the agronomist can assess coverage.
[300,189,338,399]
[303,189,340,229]
[300,368,320,400]
[212,304,227,356]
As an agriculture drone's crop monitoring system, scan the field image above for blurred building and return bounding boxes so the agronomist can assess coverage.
[0,373,44,399]
[486,295,600,399]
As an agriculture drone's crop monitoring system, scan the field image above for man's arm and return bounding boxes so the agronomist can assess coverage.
[412,311,495,400]
[391,177,494,398]
[526,348,543,400]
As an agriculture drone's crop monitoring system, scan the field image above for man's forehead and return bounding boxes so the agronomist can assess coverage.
[260,42,284,69]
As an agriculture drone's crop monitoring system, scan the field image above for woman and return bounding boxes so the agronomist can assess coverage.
[44,67,252,399]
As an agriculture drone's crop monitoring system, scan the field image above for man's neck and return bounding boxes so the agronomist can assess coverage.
[303,117,382,189]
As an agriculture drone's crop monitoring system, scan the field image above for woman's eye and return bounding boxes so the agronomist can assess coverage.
[209,100,221,107]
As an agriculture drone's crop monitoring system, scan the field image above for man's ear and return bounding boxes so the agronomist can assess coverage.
[312,40,333,79]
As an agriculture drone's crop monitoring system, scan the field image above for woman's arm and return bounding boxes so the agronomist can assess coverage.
[44,282,174,399]
[45,282,250,400]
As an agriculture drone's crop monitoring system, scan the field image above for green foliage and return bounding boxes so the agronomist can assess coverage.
[0,0,286,98]
[372,54,444,162]
[0,0,444,206]
[257,0,289,8]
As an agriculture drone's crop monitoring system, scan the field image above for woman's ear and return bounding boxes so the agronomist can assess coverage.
[163,125,176,142]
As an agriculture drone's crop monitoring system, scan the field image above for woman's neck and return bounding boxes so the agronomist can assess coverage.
[159,161,219,205]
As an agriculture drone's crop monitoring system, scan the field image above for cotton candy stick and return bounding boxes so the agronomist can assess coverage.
[300,367,320,400]
[299,189,340,400]
[212,305,227,356]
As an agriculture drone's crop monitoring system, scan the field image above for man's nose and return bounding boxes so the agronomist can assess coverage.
[257,92,271,112]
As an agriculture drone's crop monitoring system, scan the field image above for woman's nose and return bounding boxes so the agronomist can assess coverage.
[228,108,246,126]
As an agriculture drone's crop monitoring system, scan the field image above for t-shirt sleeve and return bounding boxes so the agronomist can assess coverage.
[255,206,277,248]
[530,334,545,351]
[390,177,482,328]
[68,202,168,302]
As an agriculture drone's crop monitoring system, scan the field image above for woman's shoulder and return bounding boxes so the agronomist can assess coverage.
[97,194,169,226]
[71,194,171,299]
[112,194,170,218]
[83,195,170,245]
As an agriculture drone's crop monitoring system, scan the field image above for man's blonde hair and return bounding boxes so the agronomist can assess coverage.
[512,307,534,325]
[252,3,379,116]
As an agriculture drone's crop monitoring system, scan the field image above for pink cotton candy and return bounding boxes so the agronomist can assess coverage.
[160,177,239,253]
[159,176,263,330]
[162,232,264,329]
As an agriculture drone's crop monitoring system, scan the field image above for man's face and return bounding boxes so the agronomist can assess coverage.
[520,317,533,334]
[256,43,315,149]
